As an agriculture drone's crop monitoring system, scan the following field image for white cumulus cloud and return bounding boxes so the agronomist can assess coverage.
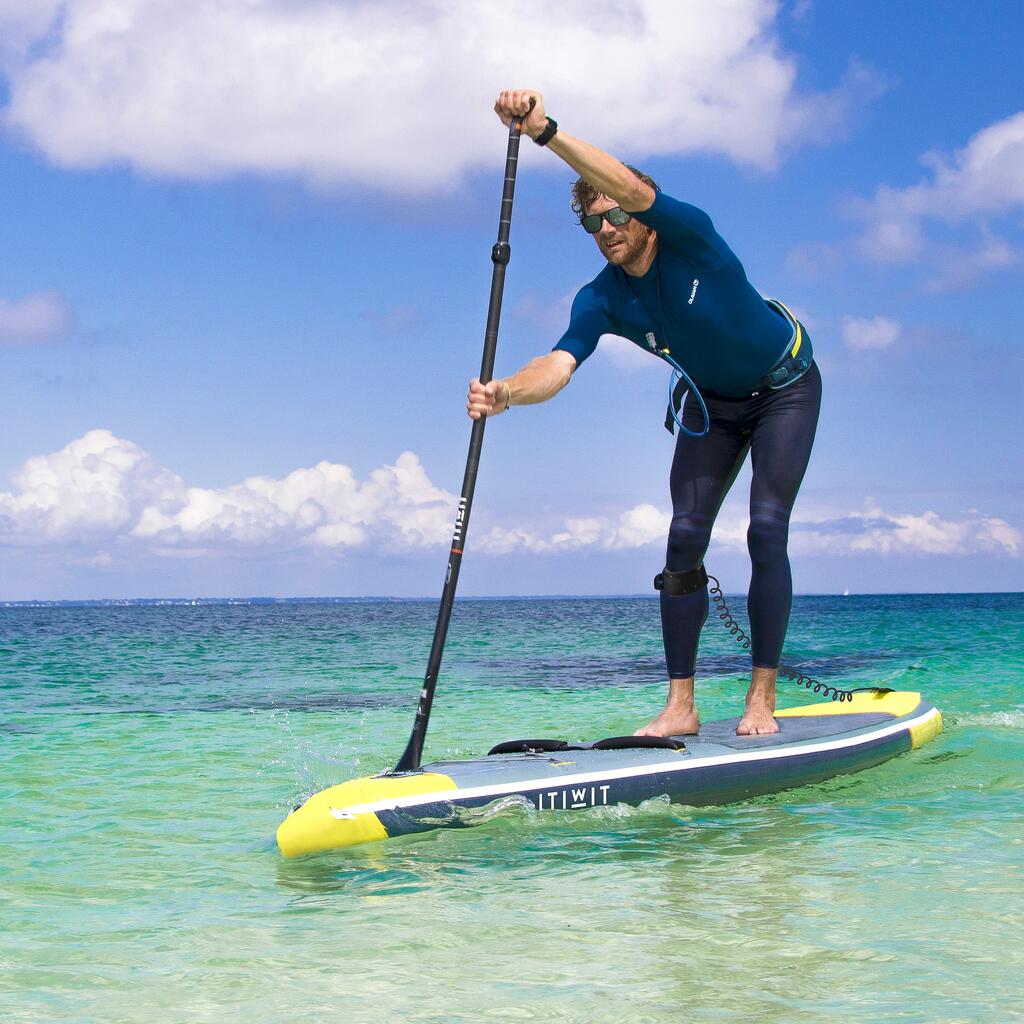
[787,506,1022,558]
[2,432,1019,564]
[477,499,1022,560]
[0,0,882,190]
[0,429,181,541]
[0,0,63,63]
[848,110,1024,286]
[840,314,901,352]
[479,503,670,554]
[0,429,456,554]
[0,290,74,347]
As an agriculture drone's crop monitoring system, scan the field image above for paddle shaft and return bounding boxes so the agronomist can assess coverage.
[394,114,527,773]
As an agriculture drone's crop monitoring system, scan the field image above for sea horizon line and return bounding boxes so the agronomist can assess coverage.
[2,591,1021,608]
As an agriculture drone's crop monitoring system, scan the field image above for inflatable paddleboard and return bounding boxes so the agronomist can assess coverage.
[277,690,941,858]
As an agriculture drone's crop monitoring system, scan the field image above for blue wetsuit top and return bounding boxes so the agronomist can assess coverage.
[554,192,794,397]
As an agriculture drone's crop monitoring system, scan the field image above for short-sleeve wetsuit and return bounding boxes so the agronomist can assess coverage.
[554,191,821,675]
[554,192,796,394]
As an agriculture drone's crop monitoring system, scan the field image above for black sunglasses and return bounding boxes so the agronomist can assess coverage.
[580,207,632,234]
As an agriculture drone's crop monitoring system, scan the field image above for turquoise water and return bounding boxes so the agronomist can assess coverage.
[2,594,1022,1023]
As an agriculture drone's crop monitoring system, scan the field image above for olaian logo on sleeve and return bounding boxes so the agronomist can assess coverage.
[688,278,699,305]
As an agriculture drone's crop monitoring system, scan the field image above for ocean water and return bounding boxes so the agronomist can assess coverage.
[2,593,1022,1023]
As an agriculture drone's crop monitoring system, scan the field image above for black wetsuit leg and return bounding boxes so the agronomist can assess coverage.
[746,363,821,666]
[661,362,821,676]
[661,398,750,678]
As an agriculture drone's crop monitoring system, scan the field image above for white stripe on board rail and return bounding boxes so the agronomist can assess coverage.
[330,706,940,820]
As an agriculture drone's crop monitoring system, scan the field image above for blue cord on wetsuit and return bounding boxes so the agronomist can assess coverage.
[659,350,709,438]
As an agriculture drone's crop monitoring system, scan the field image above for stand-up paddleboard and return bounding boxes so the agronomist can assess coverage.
[277,690,941,858]
[274,116,941,860]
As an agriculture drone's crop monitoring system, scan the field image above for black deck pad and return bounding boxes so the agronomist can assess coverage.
[592,735,687,752]
[488,738,576,755]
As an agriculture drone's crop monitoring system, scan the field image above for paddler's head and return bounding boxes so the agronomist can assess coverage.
[571,167,659,271]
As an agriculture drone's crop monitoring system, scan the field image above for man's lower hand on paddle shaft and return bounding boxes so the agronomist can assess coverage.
[466,351,577,420]
[466,378,512,419]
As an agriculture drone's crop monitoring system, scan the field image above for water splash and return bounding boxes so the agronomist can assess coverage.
[951,709,1024,729]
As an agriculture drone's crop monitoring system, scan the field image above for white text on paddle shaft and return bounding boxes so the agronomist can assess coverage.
[534,785,611,811]
[452,498,467,543]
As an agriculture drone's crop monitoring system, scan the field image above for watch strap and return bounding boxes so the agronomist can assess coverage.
[533,117,558,147]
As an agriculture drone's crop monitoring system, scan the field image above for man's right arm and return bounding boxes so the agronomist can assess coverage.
[494,89,655,214]
[467,350,577,419]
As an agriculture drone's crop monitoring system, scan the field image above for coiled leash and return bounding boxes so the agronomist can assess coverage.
[654,566,891,703]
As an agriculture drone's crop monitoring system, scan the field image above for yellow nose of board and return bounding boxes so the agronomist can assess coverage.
[276,772,458,858]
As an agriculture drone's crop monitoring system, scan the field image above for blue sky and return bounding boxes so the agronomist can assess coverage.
[0,0,1021,600]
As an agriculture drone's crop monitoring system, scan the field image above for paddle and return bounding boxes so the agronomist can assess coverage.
[393,104,531,773]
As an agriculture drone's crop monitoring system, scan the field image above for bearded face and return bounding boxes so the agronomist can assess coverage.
[585,195,656,269]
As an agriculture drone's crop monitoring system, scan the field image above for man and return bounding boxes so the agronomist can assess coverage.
[468,90,820,737]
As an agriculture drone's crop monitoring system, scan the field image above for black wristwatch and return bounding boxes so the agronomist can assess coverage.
[533,117,558,147]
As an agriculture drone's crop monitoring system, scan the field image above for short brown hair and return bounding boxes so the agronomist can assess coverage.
[570,166,660,220]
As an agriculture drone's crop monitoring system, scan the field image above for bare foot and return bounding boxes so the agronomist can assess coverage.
[736,702,779,736]
[635,707,700,737]
[737,666,780,736]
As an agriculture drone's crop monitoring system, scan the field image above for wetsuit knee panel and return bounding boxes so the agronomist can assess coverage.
[747,513,791,561]
[666,512,714,566]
